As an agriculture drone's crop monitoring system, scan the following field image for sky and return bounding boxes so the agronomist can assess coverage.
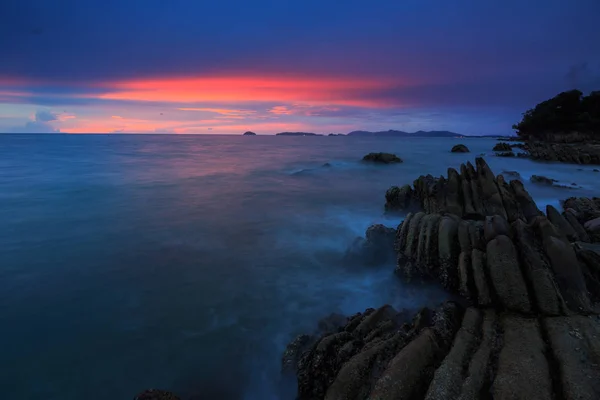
[1,0,600,135]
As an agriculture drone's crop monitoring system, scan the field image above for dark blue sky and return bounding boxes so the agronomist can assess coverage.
[1,0,599,134]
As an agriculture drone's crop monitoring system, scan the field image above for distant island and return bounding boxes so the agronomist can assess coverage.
[273,130,463,137]
[242,131,257,136]
[275,132,322,136]
[347,129,461,137]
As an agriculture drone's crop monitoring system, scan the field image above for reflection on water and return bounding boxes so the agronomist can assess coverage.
[0,134,598,399]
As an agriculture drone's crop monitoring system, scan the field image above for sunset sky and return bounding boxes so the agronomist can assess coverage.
[1,0,599,134]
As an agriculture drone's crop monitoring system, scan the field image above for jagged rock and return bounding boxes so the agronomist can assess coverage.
[134,390,180,400]
[492,316,552,400]
[476,158,507,219]
[424,308,482,400]
[363,152,403,164]
[564,211,591,243]
[496,175,524,223]
[385,185,415,211]
[458,310,497,399]
[451,144,470,153]
[563,197,600,222]
[493,142,512,152]
[471,249,491,306]
[546,205,579,242]
[483,215,511,243]
[512,219,566,316]
[368,303,463,400]
[531,175,557,185]
[438,216,460,290]
[283,334,316,373]
[345,224,396,266]
[486,235,531,313]
[509,180,542,221]
[535,217,591,312]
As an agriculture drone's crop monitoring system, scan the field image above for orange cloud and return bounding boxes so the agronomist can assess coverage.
[269,106,292,115]
[94,75,399,108]
[111,115,123,119]
[178,107,256,116]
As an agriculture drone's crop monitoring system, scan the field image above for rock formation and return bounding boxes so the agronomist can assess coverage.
[385,158,541,223]
[451,144,469,153]
[525,142,600,165]
[362,153,403,164]
[493,142,512,151]
[284,158,600,400]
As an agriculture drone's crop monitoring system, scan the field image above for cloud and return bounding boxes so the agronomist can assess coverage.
[565,62,600,90]
[5,110,60,133]
[35,110,57,122]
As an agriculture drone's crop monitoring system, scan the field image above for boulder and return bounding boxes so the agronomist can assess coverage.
[362,152,403,164]
[451,144,470,153]
[493,142,512,152]
[584,217,600,233]
[530,175,557,185]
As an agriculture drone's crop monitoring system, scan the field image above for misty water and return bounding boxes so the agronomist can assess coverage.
[1,134,599,399]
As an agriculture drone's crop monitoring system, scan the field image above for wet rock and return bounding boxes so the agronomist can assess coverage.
[510,180,542,221]
[535,217,591,312]
[424,308,482,400]
[486,235,531,313]
[322,162,332,167]
[526,141,600,165]
[495,151,515,157]
[546,204,579,242]
[544,315,600,400]
[493,142,512,152]
[584,217,600,233]
[483,215,511,243]
[476,157,507,220]
[345,224,396,266]
[458,310,497,399]
[492,316,552,400]
[134,390,180,400]
[564,211,591,243]
[385,185,415,212]
[530,175,557,185]
[562,197,600,222]
[283,334,316,373]
[451,144,470,153]
[501,170,521,179]
[362,152,403,164]
[512,219,566,316]
[471,249,491,306]
[594,169,599,172]
[438,216,460,290]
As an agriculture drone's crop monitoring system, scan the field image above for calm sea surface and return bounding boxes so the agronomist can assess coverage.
[1,134,599,399]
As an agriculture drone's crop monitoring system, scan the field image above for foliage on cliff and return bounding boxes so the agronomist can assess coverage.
[513,90,600,139]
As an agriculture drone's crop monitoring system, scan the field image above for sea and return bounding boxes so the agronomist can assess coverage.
[1,134,599,399]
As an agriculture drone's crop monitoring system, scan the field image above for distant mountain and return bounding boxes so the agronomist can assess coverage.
[275,132,322,136]
[242,131,257,136]
[347,130,461,137]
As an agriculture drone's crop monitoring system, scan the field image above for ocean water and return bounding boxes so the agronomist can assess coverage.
[1,134,599,399]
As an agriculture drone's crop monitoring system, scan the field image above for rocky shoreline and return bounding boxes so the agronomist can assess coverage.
[282,158,600,400]
[135,157,600,400]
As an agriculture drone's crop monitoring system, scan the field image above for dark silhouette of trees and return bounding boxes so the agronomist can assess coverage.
[513,90,600,139]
